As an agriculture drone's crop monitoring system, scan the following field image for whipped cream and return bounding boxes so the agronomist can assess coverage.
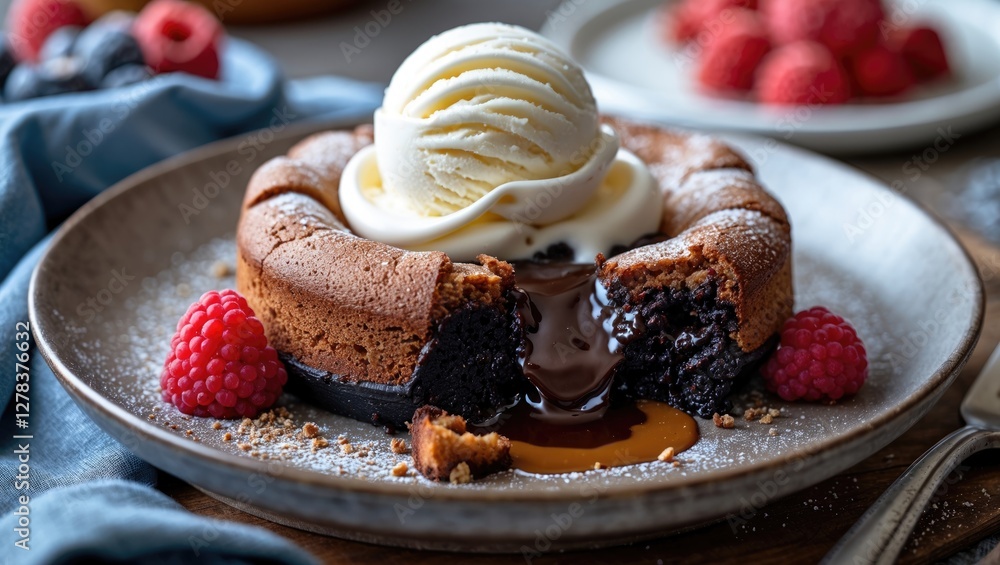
[339,23,662,262]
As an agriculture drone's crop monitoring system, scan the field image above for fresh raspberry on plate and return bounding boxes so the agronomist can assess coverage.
[696,9,770,93]
[762,0,883,58]
[762,306,868,402]
[848,43,915,97]
[6,0,89,62]
[888,26,950,81]
[755,41,850,105]
[133,0,223,79]
[161,289,287,418]
[664,0,758,44]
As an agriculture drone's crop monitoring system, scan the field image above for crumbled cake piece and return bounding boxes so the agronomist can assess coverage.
[410,405,511,482]
[657,447,675,462]
[391,462,409,477]
[593,462,606,470]
[760,413,774,424]
[311,438,329,452]
[449,462,472,484]
[212,421,222,430]
[390,437,408,454]
[340,443,354,455]
[713,413,736,429]
[769,428,779,436]
[301,422,320,438]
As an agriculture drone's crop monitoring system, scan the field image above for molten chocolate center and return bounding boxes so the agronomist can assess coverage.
[511,262,643,424]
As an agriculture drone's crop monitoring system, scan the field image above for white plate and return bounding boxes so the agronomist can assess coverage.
[542,0,1000,154]
[29,117,983,551]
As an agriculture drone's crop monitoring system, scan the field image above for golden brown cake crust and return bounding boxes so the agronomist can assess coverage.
[409,405,512,481]
[236,126,515,387]
[599,117,793,352]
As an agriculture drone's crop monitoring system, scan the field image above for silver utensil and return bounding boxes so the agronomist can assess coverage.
[824,344,1000,564]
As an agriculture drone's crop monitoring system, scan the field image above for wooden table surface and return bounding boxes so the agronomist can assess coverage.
[159,125,1000,564]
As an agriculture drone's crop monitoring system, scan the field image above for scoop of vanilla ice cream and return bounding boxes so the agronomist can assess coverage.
[374,23,602,217]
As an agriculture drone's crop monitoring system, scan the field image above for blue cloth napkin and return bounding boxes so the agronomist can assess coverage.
[0,38,380,563]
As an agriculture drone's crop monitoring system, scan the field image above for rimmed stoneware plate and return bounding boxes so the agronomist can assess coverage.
[30,116,983,552]
[542,0,1000,154]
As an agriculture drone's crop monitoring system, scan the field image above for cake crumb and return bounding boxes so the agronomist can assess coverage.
[657,447,675,462]
[147,414,155,420]
[211,261,231,278]
[185,429,193,436]
[744,408,759,421]
[390,438,408,454]
[449,462,472,484]
[391,462,408,477]
[301,422,320,438]
[760,414,774,424]
[594,462,606,470]
[336,435,349,445]
[211,421,222,430]
[768,408,781,418]
[311,438,329,452]
[340,443,354,455]
[713,413,735,429]
[769,428,779,437]
[672,461,682,468]
[223,432,232,442]
[237,443,251,451]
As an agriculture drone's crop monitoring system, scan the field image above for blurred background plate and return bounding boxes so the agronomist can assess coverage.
[543,0,1000,154]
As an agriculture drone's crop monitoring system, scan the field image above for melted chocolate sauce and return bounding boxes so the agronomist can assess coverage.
[472,261,701,474]
[510,262,643,425]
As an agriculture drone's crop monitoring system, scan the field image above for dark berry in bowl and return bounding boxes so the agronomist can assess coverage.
[39,25,82,61]
[0,33,16,91]
[5,56,90,101]
[101,63,152,88]
[78,30,146,87]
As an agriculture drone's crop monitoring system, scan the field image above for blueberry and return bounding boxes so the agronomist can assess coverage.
[0,33,16,92]
[76,30,145,86]
[5,57,90,102]
[39,26,82,62]
[100,64,152,88]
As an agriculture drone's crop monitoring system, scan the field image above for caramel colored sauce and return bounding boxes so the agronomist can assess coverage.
[496,400,699,474]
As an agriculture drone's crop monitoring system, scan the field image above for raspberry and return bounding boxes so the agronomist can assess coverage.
[756,41,850,105]
[160,289,287,418]
[6,0,89,62]
[133,0,223,79]
[848,43,914,97]
[696,9,770,93]
[762,307,868,402]
[664,0,758,44]
[888,26,950,81]
[763,0,883,58]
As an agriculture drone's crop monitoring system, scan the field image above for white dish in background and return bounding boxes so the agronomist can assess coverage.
[542,0,1000,154]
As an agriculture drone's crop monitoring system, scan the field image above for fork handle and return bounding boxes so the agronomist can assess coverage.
[823,425,1000,565]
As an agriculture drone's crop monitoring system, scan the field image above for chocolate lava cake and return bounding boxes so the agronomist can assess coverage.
[235,117,793,426]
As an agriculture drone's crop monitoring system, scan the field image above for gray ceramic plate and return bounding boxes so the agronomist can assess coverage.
[29,116,983,552]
